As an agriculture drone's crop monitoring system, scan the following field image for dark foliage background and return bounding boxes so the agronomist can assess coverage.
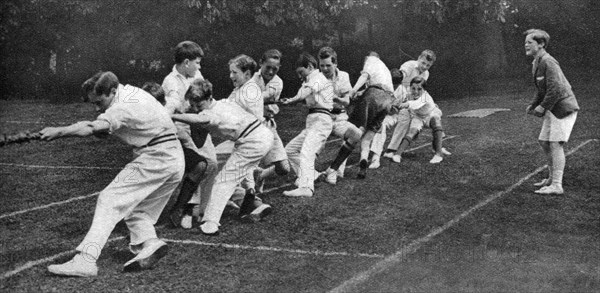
[1,0,598,102]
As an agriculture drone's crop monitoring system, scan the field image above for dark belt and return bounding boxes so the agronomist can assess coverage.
[144,133,177,147]
[308,108,332,115]
[331,108,346,115]
[238,119,261,140]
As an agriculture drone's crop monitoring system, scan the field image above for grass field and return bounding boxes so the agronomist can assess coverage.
[1,75,599,292]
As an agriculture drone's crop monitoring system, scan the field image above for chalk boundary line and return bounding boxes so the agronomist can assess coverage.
[0,137,459,279]
[328,138,597,293]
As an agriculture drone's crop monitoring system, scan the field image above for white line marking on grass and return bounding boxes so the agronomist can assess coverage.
[163,238,384,259]
[0,236,125,280]
[329,138,597,293]
[0,192,99,220]
[0,162,120,170]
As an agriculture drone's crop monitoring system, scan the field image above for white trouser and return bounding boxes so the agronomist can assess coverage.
[370,109,411,155]
[76,140,184,259]
[285,112,333,191]
[202,126,273,224]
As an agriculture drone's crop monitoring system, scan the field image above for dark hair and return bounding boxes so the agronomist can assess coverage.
[410,76,426,87]
[318,46,337,64]
[142,81,165,105]
[419,49,436,62]
[367,51,380,58]
[391,68,404,86]
[229,54,258,75]
[81,71,119,101]
[174,41,205,64]
[524,29,550,48]
[185,79,213,103]
[295,52,317,69]
[260,49,282,64]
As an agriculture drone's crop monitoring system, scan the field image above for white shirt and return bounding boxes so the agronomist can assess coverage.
[162,65,204,114]
[97,84,176,147]
[329,69,352,111]
[227,78,264,121]
[399,60,429,87]
[406,91,437,118]
[296,70,334,110]
[362,56,394,92]
[197,99,259,141]
[252,72,283,117]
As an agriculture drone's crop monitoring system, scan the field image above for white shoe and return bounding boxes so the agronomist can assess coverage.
[533,178,551,187]
[180,215,193,229]
[199,221,220,235]
[383,152,394,159]
[48,253,98,277]
[534,184,564,195]
[368,158,380,169]
[430,154,443,164]
[392,155,402,163]
[283,187,313,197]
[441,148,452,156]
[123,239,168,272]
[324,168,337,185]
[240,201,273,223]
[336,168,345,178]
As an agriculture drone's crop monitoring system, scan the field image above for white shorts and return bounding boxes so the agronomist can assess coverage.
[538,111,577,142]
[411,107,442,132]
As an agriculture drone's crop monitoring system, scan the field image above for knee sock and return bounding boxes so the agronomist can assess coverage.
[331,142,355,170]
[550,145,565,187]
[432,129,443,154]
[172,177,198,211]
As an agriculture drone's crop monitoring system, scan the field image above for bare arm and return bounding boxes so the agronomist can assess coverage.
[40,120,110,141]
[349,72,369,99]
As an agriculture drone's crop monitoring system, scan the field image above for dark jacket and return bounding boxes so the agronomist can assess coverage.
[531,53,579,118]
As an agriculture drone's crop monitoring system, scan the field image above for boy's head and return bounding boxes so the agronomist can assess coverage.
[417,49,436,73]
[259,49,281,83]
[318,46,338,79]
[409,76,426,98]
[81,71,119,113]
[229,54,257,88]
[174,41,204,78]
[141,81,165,105]
[391,68,404,87]
[295,52,317,81]
[524,29,550,56]
[184,79,213,113]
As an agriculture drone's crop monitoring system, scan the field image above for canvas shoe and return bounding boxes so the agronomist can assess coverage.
[48,253,98,277]
[240,200,273,223]
[533,178,551,187]
[324,168,337,185]
[383,151,394,159]
[430,154,444,164]
[199,221,220,236]
[283,187,313,197]
[337,167,345,178]
[392,154,402,163]
[123,238,168,272]
[441,148,452,156]
[180,214,193,229]
[368,157,380,169]
[534,185,564,195]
